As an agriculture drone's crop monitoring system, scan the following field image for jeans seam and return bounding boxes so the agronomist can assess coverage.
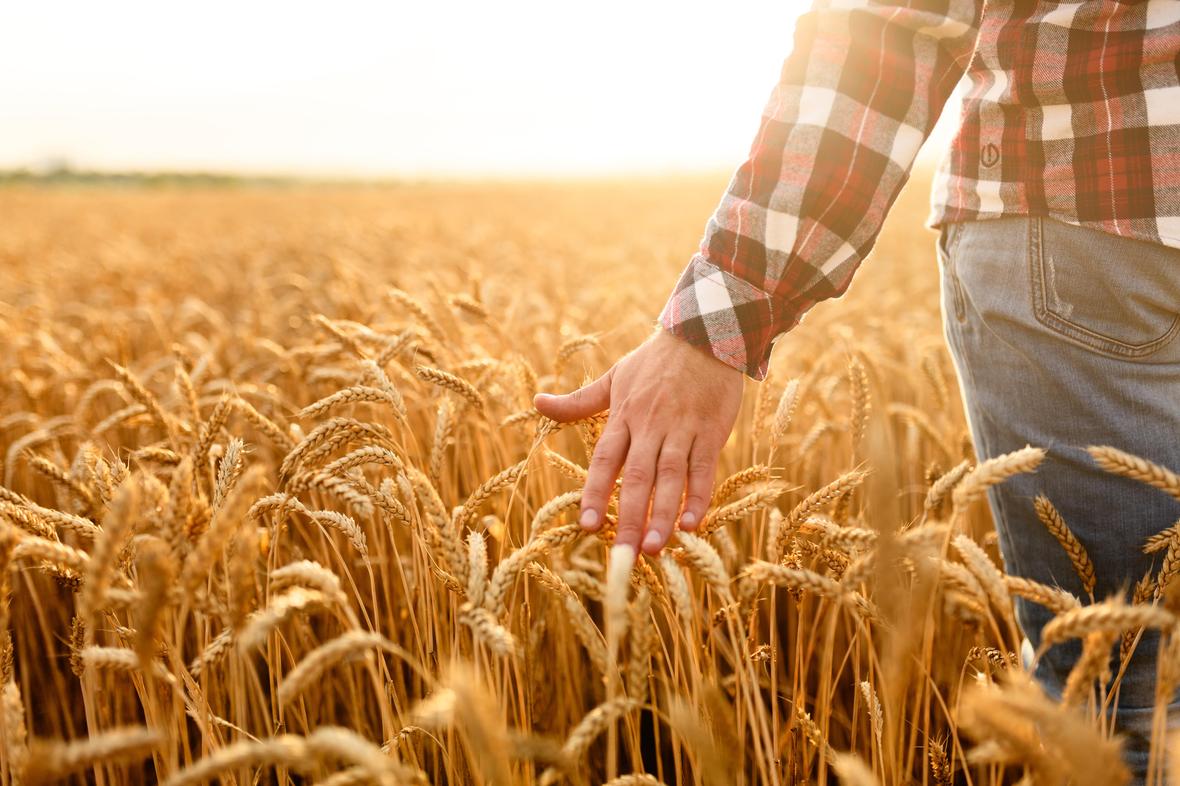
[940,223,968,323]
[942,260,1033,592]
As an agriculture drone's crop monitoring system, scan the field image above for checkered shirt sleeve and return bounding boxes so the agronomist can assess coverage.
[660,0,983,379]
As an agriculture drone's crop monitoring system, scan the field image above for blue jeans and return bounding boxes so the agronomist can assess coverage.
[937,215,1180,780]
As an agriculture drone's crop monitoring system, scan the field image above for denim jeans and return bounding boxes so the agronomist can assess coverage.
[937,215,1180,780]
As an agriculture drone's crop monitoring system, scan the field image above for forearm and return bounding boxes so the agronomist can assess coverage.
[662,0,983,379]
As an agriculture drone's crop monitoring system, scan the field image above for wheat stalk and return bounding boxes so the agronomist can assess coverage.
[1040,599,1175,650]
[1088,445,1180,501]
[1033,495,1096,596]
[951,446,1044,515]
[277,630,405,706]
[25,726,161,784]
[414,365,484,412]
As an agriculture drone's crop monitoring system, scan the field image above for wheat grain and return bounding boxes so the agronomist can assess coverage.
[924,459,972,515]
[80,478,138,621]
[1004,575,1081,614]
[952,447,1044,516]
[466,531,489,607]
[675,533,731,600]
[770,379,801,444]
[414,365,484,412]
[602,775,664,786]
[1062,629,1117,705]
[699,483,785,538]
[277,630,401,705]
[1040,599,1175,650]
[1088,445,1180,501]
[529,490,582,538]
[388,287,447,346]
[454,458,527,529]
[24,453,99,512]
[109,362,177,444]
[458,602,520,657]
[12,535,90,572]
[859,680,882,747]
[238,587,335,652]
[300,386,400,420]
[211,436,246,513]
[847,356,870,450]
[1033,495,1096,596]
[24,726,160,784]
[953,535,1010,613]
[279,417,396,480]
[563,698,639,759]
[775,470,868,560]
[2,679,27,781]
[233,396,297,451]
[928,738,952,785]
[712,465,773,506]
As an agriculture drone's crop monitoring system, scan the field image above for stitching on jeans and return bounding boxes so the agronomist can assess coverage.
[940,291,1031,589]
[940,223,968,323]
[1028,216,1180,358]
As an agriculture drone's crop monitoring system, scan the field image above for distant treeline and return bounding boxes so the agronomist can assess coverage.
[0,167,297,187]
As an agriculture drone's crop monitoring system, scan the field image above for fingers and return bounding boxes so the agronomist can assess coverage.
[614,433,661,552]
[578,420,629,531]
[533,369,612,423]
[680,439,719,532]
[641,436,690,554]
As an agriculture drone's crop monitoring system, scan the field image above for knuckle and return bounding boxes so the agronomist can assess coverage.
[581,468,611,493]
[615,520,643,541]
[648,506,674,525]
[589,439,621,466]
[621,465,651,485]
[650,492,676,512]
[655,461,683,481]
[580,482,605,501]
[582,472,613,496]
[588,449,614,469]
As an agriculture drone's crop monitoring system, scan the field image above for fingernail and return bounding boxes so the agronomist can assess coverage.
[642,531,662,551]
[579,509,599,529]
[680,511,697,528]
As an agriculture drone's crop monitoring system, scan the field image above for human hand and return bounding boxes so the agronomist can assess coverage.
[534,328,744,555]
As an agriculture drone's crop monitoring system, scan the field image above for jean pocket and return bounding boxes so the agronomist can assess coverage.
[1028,216,1180,359]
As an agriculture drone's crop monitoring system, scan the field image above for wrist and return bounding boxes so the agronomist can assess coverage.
[653,325,744,380]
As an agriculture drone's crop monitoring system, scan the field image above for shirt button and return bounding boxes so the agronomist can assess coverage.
[980,143,1000,168]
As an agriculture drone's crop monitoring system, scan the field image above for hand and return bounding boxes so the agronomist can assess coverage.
[534,328,744,555]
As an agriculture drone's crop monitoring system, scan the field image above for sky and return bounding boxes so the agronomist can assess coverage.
[0,1,958,178]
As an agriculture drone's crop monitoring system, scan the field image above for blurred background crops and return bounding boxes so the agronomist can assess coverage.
[1,170,1167,785]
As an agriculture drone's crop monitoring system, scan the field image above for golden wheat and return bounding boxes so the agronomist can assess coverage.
[0,181,1171,786]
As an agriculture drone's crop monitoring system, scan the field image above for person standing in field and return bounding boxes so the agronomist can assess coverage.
[534,0,1180,777]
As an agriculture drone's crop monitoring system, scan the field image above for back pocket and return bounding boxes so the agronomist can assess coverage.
[1028,217,1180,359]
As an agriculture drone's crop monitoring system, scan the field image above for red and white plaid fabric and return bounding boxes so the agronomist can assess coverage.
[661,0,1180,379]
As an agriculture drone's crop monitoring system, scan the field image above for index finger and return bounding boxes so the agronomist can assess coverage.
[579,419,629,531]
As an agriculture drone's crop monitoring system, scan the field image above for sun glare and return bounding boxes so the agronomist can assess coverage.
[1,1,840,177]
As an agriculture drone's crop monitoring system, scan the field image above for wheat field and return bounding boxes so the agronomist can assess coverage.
[0,173,1176,785]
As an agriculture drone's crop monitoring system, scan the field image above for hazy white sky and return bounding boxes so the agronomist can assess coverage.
[1,1,957,177]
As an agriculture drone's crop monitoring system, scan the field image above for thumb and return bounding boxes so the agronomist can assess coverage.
[534,369,612,422]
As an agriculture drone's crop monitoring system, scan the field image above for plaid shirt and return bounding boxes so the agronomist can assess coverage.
[661,0,1180,379]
